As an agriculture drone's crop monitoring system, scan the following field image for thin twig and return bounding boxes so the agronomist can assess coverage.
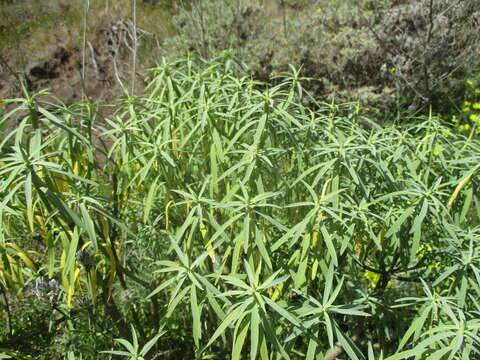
[350,252,425,283]
[0,53,23,86]
[112,54,128,96]
[87,41,99,76]
[81,0,90,100]
[131,0,137,95]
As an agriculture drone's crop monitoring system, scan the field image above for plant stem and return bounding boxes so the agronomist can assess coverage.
[81,0,90,100]
[131,0,137,95]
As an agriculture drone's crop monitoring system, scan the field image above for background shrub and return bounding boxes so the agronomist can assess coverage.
[165,0,480,117]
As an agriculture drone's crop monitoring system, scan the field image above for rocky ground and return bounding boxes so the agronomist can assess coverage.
[3,19,148,99]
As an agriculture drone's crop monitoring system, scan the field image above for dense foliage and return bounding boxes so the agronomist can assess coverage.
[1,56,480,359]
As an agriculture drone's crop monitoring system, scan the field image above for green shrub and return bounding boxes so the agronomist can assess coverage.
[165,0,480,117]
[1,55,480,359]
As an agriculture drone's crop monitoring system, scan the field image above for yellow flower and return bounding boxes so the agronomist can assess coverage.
[364,271,393,289]
[466,80,474,86]
[364,271,380,288]
[459,124,470,132]
[472,102,480,110]
[464,101,471,106]
[475,89,480,94]
[463,107,470,113]
[416,244,432,259]
[470,114,480,123]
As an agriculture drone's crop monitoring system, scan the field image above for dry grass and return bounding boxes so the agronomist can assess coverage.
[0,0,175,77]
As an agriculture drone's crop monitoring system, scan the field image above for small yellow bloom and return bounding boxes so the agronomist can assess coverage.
[364,271,393,289]
[475,89,480,94]
[463,107,470,112]
[459,124,470,132]
[466,80,474,86]
[364,271,380,288]
[464,101,471,106]
[472,103,480,110]
[470,114,480,122]
[416,244,432,257]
